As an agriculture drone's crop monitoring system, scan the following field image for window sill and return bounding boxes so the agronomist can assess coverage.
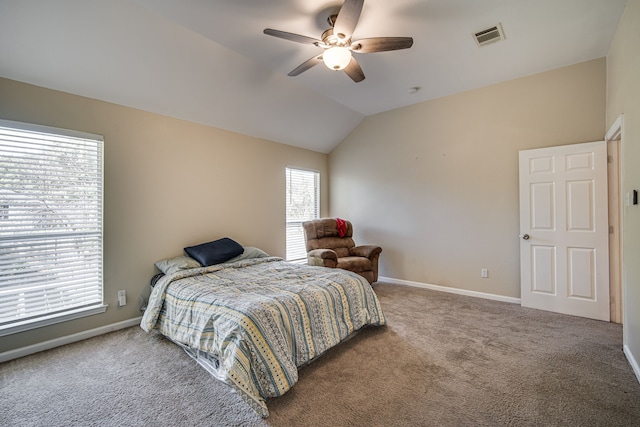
[0,304,108,337]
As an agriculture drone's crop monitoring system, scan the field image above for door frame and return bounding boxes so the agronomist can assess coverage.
[605,114,624,324]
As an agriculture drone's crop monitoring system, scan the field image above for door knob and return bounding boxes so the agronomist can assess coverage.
[519,234,530,240]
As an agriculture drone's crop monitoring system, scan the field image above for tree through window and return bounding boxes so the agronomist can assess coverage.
[0,120,105,336]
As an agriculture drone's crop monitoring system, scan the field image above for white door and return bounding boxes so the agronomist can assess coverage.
[519,141,609,321]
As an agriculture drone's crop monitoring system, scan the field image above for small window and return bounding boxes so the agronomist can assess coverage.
[285,167,319,262]
[0,119,105,336]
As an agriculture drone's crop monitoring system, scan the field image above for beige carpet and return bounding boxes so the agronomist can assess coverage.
[1,283,639,426]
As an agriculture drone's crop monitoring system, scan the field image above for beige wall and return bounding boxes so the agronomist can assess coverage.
[607,0,640,374]
[329,58,606,298]
[0,78,328,353]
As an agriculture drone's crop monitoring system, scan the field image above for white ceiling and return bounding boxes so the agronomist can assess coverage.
[0,0,628,153]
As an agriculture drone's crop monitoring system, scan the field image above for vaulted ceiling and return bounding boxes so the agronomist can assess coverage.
[0,0,628,153]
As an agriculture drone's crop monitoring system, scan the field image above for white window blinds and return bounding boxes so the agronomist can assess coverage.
[0,119,104,336]
[285,167,319,262]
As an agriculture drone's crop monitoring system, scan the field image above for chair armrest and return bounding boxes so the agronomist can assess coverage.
[307,248,338,268]
[350,245,382,259]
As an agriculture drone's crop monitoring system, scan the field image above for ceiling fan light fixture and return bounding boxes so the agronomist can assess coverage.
[264,0,413,82]
[323,46,351,70]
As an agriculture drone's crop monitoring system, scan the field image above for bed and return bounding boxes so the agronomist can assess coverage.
[140,243,386,417]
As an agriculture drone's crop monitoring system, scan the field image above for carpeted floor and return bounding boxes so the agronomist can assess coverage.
[1,283,639,426]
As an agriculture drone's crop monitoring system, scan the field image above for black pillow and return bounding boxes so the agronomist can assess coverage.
[184,237,244,267]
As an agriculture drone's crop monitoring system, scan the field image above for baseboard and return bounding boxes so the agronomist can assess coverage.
[624,345,640,384]
[378,276,521,305]
[0,317,142,363]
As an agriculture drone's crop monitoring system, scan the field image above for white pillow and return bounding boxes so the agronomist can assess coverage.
[154,255,201,275]
[225,247,270,263]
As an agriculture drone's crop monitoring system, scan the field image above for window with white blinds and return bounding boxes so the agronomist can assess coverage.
[285,167,319,262]
[0,119,105,336]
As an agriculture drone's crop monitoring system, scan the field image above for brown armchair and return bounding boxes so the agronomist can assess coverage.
[302,218,381,284]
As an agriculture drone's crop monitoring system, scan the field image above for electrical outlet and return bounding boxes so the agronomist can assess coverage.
[117,290,126,307]
[481,268,488,278]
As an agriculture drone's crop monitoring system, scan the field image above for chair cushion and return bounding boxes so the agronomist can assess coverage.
[337,256,372,273]
[304,218,353,237]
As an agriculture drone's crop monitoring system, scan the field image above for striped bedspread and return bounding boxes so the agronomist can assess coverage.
[140,257,386,417]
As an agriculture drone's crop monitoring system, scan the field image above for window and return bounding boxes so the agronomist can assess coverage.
[285,167,319,262]
[0,119,105,336]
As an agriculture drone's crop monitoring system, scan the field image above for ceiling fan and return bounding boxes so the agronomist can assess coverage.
[263,0,413,83]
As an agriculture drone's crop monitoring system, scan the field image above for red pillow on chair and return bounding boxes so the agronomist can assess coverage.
[336,218,347,238]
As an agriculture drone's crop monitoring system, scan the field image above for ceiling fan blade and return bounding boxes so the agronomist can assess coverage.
[333,0,364,39]
[263,28,322,46]
[351,37,414,53]
[288,55,324,77]
[343,56,365,82]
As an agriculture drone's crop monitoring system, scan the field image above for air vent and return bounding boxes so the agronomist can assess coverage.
[473,23,505,47]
